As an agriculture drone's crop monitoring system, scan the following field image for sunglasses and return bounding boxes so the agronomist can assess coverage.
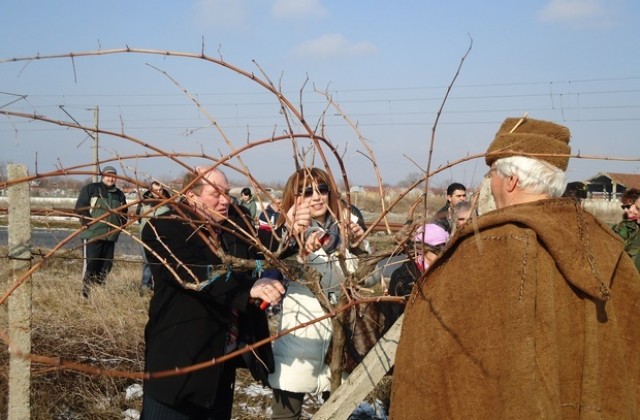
[621,204,632,210]
[298,183,330,198]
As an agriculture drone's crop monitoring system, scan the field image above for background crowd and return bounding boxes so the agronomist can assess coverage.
[71,116,640,420]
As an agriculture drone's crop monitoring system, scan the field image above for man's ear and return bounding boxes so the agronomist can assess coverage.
[505,175,518,192]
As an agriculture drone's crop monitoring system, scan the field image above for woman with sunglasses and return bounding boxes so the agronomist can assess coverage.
[612,188,640,271]
[267,167,365,420]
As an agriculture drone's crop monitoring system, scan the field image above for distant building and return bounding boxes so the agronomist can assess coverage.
[583,172,640,199]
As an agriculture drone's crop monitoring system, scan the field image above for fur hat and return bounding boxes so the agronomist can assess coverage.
[485,116,571,170]
[101,166,117,175]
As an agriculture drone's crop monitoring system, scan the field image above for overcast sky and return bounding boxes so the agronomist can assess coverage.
[1,0,639,189]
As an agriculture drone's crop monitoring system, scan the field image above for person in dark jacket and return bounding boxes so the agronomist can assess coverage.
[611,188,640,271]
[386,223,449,327]
[74,165,128,297]
[258,191,283,227]
[140,166,286,420]
[432,182,467,233]
[239,187,258,221]
[135,181,171,294]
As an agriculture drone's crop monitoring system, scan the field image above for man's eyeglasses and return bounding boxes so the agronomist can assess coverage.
[298,184,330,198]
[485,167,498,178]
[621,204,632,210]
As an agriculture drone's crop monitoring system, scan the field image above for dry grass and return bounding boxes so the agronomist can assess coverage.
[0,249,332,419]
[354,192,446,224]
[1,250,148,419]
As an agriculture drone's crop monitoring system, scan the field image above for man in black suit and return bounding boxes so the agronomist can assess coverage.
[141,167,285,419]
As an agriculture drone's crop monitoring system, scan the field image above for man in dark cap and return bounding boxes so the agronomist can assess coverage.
[391,116,640,418]
[135,180,172,294]
[75,165,128,297]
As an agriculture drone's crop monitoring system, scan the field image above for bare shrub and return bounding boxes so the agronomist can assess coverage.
[1,45,637,419]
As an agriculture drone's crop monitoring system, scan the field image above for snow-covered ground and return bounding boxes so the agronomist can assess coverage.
[119,382,389,419]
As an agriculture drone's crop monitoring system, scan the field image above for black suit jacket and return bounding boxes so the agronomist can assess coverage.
[141,204,273,408]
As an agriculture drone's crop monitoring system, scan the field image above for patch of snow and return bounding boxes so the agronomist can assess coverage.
[125,383,144,401]
[239,383,272,397]
[122,408,140,420]
[234,402,272,419]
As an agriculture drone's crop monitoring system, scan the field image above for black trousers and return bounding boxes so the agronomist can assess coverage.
[141,363,236,420]
[271,388,331,420]
[82,239,115,296]
[271,388,304,420]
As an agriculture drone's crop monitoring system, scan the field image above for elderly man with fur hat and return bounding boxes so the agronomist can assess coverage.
[390,116,640,419]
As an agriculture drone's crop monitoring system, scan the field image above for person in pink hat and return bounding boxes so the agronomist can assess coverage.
[387,223,449,298]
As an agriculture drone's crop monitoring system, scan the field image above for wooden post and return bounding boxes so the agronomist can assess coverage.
[312,314,404,420]
[7,164,32,420]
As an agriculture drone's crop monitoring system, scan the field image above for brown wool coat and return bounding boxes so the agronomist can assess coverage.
[390,198,640,419]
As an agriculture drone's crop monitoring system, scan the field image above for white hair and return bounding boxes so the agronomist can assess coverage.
[494,156,567,198]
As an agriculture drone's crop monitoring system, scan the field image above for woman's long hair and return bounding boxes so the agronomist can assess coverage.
[277,167,340,227]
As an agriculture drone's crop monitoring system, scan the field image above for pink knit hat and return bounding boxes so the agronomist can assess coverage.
[414,224,449,247]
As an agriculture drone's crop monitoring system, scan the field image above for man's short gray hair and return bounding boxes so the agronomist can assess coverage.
[494,156,567,198]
